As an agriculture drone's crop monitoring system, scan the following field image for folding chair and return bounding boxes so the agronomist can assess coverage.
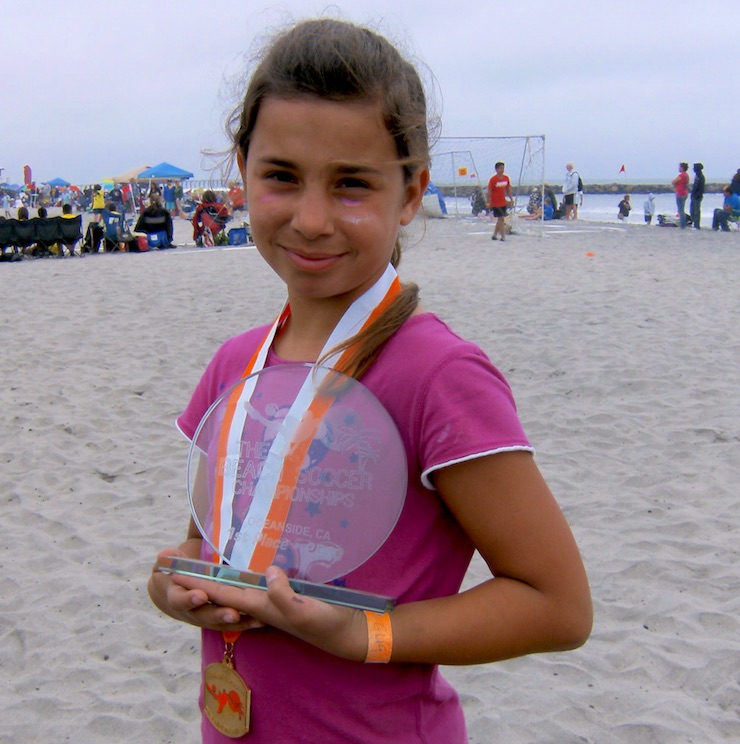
[11,218,36,253]
[81,222,104,254]
[58,215,83,256]
[0,218,20,260]
[33,217,62,257]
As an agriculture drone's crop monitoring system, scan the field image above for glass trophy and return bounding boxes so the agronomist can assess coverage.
[158,363,406,612]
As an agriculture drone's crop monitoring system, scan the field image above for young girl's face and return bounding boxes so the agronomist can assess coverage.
[241,96,428,306]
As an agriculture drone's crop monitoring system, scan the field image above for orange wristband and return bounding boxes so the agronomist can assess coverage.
[364,610,393,663]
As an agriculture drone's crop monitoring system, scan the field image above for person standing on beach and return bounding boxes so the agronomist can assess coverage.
[671,162,690,229]
[163,180,176,215]
[487,161,513,241]
[617,194,631,220]
[91,184,105,224]
[562,162,579,220]
[127,179,141,214]
[643,193,656,224]
[690,163,705,229]
[148,18,591,743]
[109,184,125,216]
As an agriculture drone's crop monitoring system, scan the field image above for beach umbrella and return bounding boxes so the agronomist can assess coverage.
[138,162,194,180]
[47,177,71,187]
[112,164,151,184]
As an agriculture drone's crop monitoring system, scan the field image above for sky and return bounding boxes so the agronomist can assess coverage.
[2,0,738,187]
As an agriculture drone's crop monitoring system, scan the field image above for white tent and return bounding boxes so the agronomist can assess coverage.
[111,165,152,184]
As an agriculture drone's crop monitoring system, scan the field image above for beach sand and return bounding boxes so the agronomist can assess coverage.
[1,214,738,743]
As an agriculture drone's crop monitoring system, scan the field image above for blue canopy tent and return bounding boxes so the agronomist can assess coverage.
[138,162,194,179]
[47,177,71,187]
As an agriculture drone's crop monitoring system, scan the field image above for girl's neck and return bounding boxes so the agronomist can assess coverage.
[272,295,351,362]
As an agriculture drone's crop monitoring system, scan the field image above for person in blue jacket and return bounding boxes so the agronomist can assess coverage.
[712,186,740,231]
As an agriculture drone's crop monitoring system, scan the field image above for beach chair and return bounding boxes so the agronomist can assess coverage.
[11,218,36,253]
[193,205,229,246]
[146,230,170,249]
[134,211,174,248]
[101,209,134,251]
[81,222,104,254]
[58,215,83,256]
[33,217,62,257]
[0,218,21,261]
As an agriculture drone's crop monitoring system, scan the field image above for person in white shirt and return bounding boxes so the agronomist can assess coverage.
[562,162,579,220]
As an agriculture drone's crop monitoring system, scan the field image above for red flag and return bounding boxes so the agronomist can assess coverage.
[619,164,626,173]
[23,164,32,185]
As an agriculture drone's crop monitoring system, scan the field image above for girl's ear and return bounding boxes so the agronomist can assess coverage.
[400,167,430,226]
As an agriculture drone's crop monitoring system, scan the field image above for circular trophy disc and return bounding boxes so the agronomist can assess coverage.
[187,364,407,584]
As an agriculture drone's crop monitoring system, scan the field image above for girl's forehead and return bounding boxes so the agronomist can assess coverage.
[249,97,400,165]
[257,94,386,124]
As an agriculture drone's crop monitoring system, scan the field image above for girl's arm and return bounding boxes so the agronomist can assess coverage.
[165,450,591,665]
[390,450,592,664]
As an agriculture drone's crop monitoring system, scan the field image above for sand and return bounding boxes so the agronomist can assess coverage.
[1,214,738,743]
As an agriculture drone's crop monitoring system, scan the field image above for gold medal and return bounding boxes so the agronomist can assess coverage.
[203,638,251,738]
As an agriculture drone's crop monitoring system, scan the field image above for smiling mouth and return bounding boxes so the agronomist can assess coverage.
[284,247,343,270]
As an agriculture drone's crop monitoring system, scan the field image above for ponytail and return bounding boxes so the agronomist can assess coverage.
[319,282,419,381]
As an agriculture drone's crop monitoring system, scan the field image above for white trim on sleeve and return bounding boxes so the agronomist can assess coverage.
[421,445,535,490]
[174,417,193,443]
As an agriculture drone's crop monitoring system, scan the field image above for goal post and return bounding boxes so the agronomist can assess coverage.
[429,136,546,223]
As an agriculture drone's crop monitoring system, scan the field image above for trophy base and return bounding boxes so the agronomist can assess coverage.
[157,556,396,613]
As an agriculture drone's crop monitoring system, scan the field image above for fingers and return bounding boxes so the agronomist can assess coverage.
[166,577,265,631]
[149,550,265,632]
[264,566,311,617]
[154,561,365,659]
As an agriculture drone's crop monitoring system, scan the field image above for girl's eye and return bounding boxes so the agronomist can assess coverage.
[337,178,370,190]
[265,170,296,184]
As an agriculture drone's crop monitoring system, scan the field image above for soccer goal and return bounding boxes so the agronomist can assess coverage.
[429,135,546,223]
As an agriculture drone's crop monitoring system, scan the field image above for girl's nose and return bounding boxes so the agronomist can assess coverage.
[291,188,334,240]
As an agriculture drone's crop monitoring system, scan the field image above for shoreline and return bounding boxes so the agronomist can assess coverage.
[437,181,730,197]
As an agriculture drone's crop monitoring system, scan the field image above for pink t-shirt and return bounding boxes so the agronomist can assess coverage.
[177,313,532,743]
[674,171,689,198]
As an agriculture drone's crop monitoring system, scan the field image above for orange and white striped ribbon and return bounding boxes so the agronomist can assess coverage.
[211,264,401,571]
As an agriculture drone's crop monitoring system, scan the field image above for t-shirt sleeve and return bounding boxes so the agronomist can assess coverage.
[416,348,533,489]
[175,327,269,441]
[175,353,222,441]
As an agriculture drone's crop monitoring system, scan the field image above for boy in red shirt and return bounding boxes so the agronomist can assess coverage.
[487,161,514,241]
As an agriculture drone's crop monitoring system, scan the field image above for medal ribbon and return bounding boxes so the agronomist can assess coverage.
[211,264,401,571]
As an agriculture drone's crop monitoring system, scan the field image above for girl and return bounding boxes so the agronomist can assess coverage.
[91,183,105,223]
[148,18,591,743]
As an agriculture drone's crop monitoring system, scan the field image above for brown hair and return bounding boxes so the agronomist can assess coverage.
[228,18,434,379]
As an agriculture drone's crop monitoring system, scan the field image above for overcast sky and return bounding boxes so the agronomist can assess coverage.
[2,0,737,186]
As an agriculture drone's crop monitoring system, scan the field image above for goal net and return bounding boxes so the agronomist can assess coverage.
[429,135,546,225]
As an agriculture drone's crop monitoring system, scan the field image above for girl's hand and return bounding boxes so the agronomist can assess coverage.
[168,566,369,661]
[148,542,265,633]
